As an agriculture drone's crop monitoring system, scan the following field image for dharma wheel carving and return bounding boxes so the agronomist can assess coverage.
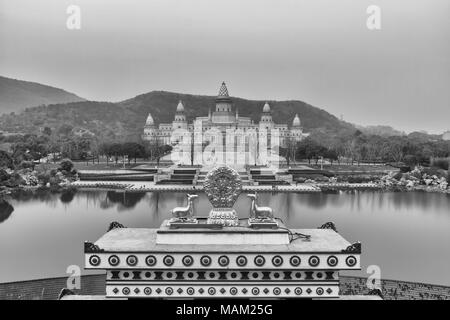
[204,166,242,226]
[204,166,242,208]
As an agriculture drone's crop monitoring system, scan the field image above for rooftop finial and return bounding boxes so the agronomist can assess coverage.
[218,81,229,97]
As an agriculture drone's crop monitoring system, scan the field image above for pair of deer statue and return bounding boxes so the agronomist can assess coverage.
[171,193,273,221]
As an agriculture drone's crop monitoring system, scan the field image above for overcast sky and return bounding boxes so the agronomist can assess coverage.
[0,0,449,133]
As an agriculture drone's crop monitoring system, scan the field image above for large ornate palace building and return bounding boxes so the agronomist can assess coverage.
[142,82,308,146]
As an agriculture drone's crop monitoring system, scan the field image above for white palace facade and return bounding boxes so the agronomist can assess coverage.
[142,82,308,147]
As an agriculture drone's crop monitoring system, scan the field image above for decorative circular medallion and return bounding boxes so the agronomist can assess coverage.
[273,287,281,295]
[89,255,101,266]
[108,255,120,266]
[122,287,130,295]
[308,255,320,267]
[294,287,302,295]
[254,255,265,266]
[143,271,156,280]
[346,255,357,267]
[182,255,194,266]
[230,287,238,295]
[145,255,157,266]
[250,272,264,280]
[227,271,240,280]
[165,287,173,295]
[236,255,247,267]
[272,255,283,267]
[327,255,338,267]
[126,255,138,266]
[187,287,195,295]
[208,287,216,295]
[144,287,152,295]
[200,255,211,266]
[316,287,324,295]
[183,271,196,280]
[252,287,260,295]
[163,255,174,266]
[218,255,229,267]
[290,255,301,267]
[204,166,242,208]
[206,272,219,280]
[269,271,282,280]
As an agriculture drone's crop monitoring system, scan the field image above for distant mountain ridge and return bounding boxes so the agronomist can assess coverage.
[356,125,406,137]
[0,76,85,114]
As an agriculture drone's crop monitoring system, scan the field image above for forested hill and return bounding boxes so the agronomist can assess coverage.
[0,76,85,114]
[0,90,356,142]
[120,91,354,132]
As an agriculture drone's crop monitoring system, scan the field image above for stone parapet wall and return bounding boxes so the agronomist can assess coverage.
[1,274,449,300]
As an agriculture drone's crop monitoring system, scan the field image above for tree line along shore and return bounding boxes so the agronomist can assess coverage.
[1,129,449,195]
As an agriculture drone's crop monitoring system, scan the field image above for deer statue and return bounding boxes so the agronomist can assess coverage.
[171,194,198,220]
[247,193,274,220]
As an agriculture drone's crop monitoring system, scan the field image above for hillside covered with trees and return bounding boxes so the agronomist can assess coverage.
[0,90,356,142]
[0,76,85,114]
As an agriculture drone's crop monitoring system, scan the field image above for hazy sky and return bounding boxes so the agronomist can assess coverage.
[0,0,449,133]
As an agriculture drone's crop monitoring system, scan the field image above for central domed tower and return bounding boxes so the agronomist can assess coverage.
[211,82,236,124]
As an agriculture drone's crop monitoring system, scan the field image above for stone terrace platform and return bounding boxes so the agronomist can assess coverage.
[71,181,321,193]
[71,180,381,193]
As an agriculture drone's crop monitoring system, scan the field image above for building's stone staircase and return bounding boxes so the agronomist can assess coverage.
[156,168,199,185]
[249,167,290,185]
[196,170,251,186]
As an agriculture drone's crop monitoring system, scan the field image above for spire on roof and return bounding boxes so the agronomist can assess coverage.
[176,100,185,112]
[263,102,271,113]
[292,114,301,127]
[218,81,229,97]
[145,113,155,126]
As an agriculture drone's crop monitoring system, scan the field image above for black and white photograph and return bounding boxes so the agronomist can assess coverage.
[0,0,449,306]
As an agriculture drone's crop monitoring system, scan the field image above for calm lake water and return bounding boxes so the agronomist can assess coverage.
[1,190,450,285]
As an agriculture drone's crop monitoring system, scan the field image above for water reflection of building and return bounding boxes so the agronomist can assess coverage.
[105,191,146,209]
[143,82,309,146]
